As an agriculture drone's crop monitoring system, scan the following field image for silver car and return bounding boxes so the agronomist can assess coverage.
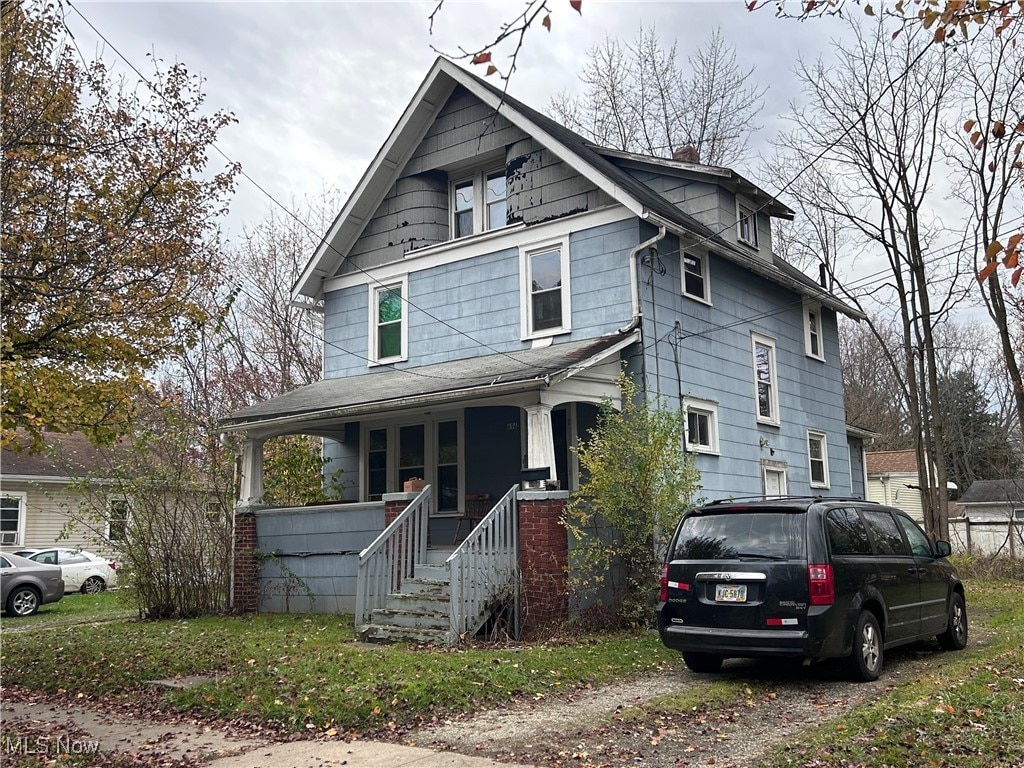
[1,552,64,616]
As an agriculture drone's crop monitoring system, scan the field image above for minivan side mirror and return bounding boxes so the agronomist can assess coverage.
[934,540,952,558]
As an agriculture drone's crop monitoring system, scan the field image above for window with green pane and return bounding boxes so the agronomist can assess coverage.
[376,285,403,360]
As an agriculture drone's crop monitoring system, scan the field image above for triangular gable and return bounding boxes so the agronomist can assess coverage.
[293,57,862,320]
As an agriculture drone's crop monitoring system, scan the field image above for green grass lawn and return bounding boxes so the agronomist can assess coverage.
[0,590,134,629]
[2,578,1021,766]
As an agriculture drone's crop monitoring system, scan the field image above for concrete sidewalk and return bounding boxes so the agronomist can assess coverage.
[1,700,535,767]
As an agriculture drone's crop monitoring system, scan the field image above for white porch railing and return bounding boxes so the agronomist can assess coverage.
[447,484,519,643]
[355,485,431,627]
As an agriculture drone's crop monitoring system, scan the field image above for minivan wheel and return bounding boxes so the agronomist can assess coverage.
[682,651,724,673]
[848,611,883,682]
[937,592,968,651]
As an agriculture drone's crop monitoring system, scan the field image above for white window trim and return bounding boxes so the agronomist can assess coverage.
[751,332,780,426]
[762,461,788,497]
[681,250,712,305]
[803,301,825,361]
[683,396,720,455]
[736,198,759,248]
[520,236,572,340]
[808,430,830,489]
[450,167,507,240]
[367,275,409,366]
[0,492,26,546]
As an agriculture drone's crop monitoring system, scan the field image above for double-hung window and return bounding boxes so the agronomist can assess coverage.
[751,333,779,425]
[682,251,710,303]
[521,238,571,338]
[804,302,824,360]
[737,201,758,248]
[108,499,130,543]
[369,277,408,364]
[683,397,719,454]
[808,431,829,488]
[452,169,507,239]
[0,493,25,546]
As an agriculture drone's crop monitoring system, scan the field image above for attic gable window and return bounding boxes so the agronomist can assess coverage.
[737,201,758,248]
[369,276,408,364]
[452,169,507,239]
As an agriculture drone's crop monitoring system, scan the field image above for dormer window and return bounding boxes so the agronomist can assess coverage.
[452,169,507,239]
[737,201,758,248]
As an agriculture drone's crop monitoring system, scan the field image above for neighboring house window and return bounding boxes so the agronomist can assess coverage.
[808,431,830,488]
[684,397,719,454]
[751,333,780,425]
[521,238,571,338]
[804,302,824,360]
[369,277,408,364]
[682,251,710,303]
[737,201,758,247]
[1013,509,1024,521]
[108,499,130,543]
[452,169,507,239]
[0,493,25,546]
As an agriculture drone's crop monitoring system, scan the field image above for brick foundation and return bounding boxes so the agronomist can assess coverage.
[517,491,569,637]
[232,508,259,613]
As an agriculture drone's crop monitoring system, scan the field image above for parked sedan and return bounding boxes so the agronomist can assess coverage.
[15,548,117,594]
[1,553,64,616]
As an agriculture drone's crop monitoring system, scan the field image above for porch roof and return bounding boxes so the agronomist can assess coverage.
[221,332,638,435]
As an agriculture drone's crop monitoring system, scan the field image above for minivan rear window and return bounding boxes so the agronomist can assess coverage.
[671,511,805,560]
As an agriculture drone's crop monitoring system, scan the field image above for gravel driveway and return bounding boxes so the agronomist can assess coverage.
[407,642,952,768]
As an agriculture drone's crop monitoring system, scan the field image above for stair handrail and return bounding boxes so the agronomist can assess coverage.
[355,485,431,628]
[446,484,519,643]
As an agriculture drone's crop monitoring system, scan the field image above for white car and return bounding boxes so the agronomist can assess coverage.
[14,549,117,594]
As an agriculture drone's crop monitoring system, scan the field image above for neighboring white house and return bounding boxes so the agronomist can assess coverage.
[866,450,928,522]
[950,478,1024,558]
[0,431,126,554]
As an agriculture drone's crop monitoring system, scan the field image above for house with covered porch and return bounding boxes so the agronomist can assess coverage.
[223,57,866,642]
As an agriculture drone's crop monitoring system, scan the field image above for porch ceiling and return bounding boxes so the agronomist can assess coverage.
[221,332,638,437]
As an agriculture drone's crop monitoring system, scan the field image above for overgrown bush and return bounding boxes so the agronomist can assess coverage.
[565,374,701,629]
[949,553,1024,580]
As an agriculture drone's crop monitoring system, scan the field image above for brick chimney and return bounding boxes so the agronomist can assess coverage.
[672,145,700,163]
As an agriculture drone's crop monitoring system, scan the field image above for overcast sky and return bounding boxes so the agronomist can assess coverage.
[63,1,854,236]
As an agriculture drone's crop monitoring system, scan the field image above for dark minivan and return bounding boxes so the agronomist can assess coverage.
[658,497,967,681]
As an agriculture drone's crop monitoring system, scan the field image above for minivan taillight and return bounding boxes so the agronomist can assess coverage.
[659,564,669,602]
[808,564,834,606]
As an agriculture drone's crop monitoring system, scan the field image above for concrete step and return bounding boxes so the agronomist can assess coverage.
[370,607,449,631]
[358,623,450,645]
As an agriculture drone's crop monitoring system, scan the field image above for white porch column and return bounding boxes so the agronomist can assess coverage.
[524,403,558,488]
[238,437,265,506]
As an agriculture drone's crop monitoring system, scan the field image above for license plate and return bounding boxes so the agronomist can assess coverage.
[715,584,747,602]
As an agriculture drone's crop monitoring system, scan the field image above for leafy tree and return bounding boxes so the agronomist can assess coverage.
[549,27,764,166]
[263,434,346,507]
[565,374,701,629]
[1,1,238,451]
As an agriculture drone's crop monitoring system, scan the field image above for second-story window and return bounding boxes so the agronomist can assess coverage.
[804,302,824,360]
[521,238,571,338]
[370,277,408,364]
[452,169,507,239]
[682,251,710,303]
[751,332,779,425]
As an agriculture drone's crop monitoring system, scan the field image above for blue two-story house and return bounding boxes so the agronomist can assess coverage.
[223,58,866,642]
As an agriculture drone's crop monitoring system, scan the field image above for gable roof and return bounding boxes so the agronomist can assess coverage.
[1,432,118,480]
[294,58,861,320]
[222,331,637,435]
[866,449,919,475]
[959,478,1024,504]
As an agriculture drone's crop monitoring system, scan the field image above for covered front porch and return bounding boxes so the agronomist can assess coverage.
[223,333,637,638]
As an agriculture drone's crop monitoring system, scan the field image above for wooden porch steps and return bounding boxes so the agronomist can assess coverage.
[358,549,454,644]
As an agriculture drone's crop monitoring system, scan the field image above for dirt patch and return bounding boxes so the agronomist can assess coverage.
[405,642,958,767]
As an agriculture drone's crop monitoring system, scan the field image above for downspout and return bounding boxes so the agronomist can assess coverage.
[622,224,667,330]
